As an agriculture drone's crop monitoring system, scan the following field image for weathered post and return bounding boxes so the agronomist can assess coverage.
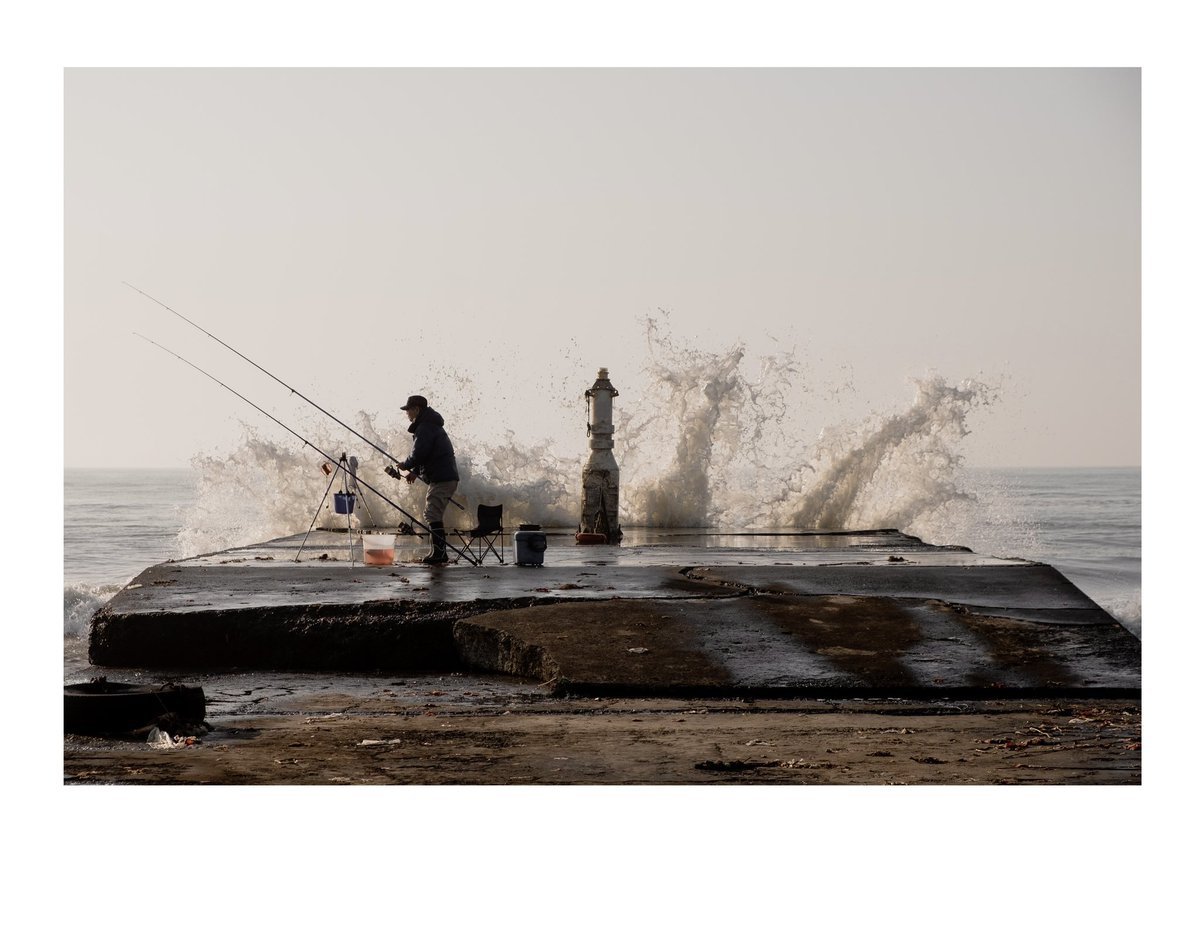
[581,367,622,542]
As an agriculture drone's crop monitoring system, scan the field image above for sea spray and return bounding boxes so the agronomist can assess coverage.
[176,320,999,551]
[461,436,578,527]
[330,409,579,526]
[178,418,582,556]
[179,424,340,557]
[623,344,749,527]
[776,376,998,531]
[64,584,123,638]
[620,317,802,527]
[912,467,1041,559]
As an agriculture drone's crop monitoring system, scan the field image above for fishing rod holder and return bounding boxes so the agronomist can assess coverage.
[296,452,358,565]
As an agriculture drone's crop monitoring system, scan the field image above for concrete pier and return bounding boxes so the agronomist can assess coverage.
[89,528,1139,699]
[71,528,1141,785]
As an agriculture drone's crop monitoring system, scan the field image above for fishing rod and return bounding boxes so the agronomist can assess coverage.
[124,282,465,511]
[134,332,479,565]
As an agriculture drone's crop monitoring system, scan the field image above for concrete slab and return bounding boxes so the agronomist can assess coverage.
[687,563,1112,620]
[101,561,724,614]
[88,528,1140,697]
[454,595,1140,698]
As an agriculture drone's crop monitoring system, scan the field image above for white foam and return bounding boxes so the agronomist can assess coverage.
[63,583,122,638]
[176,319,1006,547]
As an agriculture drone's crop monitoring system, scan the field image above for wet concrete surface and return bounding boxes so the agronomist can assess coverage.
[70,528,1142,784]
[454,596,1140,697]
[690,563,1111,616]
[87,528,1140,697]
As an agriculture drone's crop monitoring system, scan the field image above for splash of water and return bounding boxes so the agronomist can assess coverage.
[178,319,998,551]
[178,418,583,557]
[777,376,997,531]
[620,316,801,527]
[64,584,121,638]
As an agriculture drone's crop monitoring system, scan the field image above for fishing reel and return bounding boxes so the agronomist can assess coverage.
[385,465,418,483]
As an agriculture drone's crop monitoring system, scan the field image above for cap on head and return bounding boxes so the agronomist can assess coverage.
[401,395,428,411]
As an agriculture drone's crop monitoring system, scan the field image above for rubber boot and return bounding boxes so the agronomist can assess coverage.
[423,521,449,565]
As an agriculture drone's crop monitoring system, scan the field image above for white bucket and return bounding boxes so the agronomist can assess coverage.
[361,534,396,566]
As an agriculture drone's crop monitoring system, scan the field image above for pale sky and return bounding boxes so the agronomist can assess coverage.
[64,67,1140,469]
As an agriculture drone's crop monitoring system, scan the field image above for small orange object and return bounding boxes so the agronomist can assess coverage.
[575,532,607,545]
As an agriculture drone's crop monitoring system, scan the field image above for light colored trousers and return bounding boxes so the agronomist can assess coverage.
[424,480,458,524]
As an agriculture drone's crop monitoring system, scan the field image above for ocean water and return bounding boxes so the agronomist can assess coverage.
[63,464,1142,668]
[953,467,1141,632]
[63,469,198,641]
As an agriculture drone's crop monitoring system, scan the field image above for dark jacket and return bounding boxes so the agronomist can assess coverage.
[399,407,459,483]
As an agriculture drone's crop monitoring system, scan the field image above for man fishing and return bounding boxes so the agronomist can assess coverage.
[385,395,460,565]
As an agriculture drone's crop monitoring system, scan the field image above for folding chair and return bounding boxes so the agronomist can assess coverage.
[453,504,505,565]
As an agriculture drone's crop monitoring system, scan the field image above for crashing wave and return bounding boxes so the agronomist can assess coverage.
[177,315,999,549]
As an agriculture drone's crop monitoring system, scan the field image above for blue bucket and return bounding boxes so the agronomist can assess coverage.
[334,492,356,514]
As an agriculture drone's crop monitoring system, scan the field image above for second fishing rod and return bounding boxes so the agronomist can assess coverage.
[136,333,480,566]
[124,282,465,512]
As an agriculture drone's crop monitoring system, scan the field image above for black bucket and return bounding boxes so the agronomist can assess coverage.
[334,491,356,514]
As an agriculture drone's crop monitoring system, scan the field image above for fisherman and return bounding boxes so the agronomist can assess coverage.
[385,395,460,565]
